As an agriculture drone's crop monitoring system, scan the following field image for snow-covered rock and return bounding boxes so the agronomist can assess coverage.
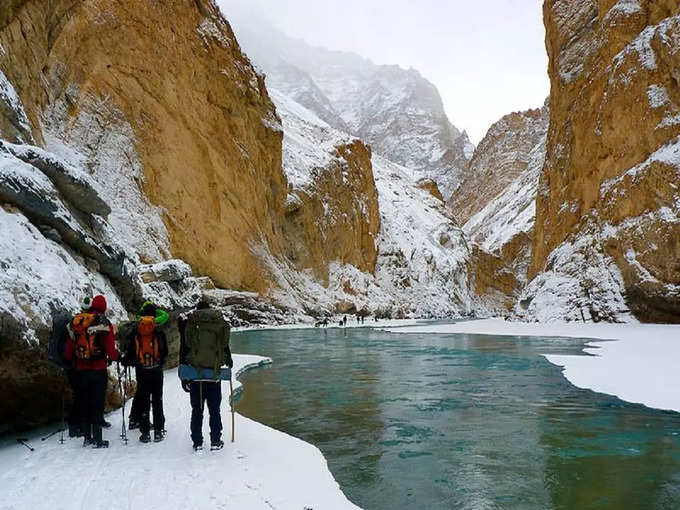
[532,2,680,322]
[460,105,549,284]
[0,69,32,144]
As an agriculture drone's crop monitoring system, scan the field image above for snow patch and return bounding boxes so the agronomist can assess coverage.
[0,70,33,142]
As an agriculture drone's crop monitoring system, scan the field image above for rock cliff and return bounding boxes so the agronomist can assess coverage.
[523,0,680,322]
[261,88,476,318]
[457,105,549,287]
[0,0,286,293]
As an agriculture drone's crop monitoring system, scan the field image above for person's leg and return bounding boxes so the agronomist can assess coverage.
[67,369,81,436]
[137,370,152,437]
[129,368,142,428]
[205,382,223,444]
[78,371,92,442]
[189,381,204,447]
[151,370,165,434]
[91,370,108,445]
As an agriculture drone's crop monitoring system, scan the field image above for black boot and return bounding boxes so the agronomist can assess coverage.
[92,424,104,445]
[139,433,151,443]
[153,430,165,443]
[210,439,224,451]
[93,440,109,449]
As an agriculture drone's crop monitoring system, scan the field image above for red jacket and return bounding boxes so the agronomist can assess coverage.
[65,321,119,371]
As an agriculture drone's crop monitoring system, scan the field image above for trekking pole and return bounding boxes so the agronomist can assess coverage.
[42,375,66,442]
[16,438,34,451]
[60,375,65,444]
[41,428,64,441]
[230,379,235,443]
[117,363,128,444]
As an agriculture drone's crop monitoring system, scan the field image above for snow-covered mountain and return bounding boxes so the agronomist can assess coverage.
[219,1,474,199]
[263,88,477,318]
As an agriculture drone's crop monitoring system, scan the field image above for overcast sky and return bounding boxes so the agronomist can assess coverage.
[225,0,549,144]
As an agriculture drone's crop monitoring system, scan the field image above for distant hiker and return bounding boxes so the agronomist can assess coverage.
[125,301,170,432]
[64,295,119,448]
[121,301,168,443]
[178,305,233,452]
[314,317,329,328]
[342,315,347,327]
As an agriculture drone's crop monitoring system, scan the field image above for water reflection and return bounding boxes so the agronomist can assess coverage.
[233,327,680,509]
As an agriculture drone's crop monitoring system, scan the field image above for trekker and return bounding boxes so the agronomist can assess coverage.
[342,315,347,327]
[178,305,233,452]
[64,295,119,448]
[126,301,170,432]
[121,301,168,443]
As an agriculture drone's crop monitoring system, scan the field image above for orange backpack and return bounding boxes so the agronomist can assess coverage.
[71,313,108,360]
[135,316,160,367]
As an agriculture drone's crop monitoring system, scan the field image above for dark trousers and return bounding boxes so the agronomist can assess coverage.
[67,369,82,431]
[78,370,108,443]
[129,368,142,426]
[189,381,222,445]
[137,368,165,435]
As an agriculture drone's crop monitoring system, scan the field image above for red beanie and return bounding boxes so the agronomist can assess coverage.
[91,295,107,313]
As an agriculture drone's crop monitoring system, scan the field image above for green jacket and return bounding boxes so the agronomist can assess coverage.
[136,301,170,326]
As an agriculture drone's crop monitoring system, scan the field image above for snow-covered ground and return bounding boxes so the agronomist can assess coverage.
[388,319,680,413]
[0,355,360,510]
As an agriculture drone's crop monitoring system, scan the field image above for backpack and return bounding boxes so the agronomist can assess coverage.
[70,312,109,361]
[116,320,137,355]
[134,316,161,367]
[48,310,73,369]
[184,309,231,373]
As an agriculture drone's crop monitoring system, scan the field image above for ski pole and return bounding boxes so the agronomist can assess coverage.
[117,363,128,444]
[60,374,65,444]
[16,438,34,451]
[230,379,235,443]
[41,428,64,441]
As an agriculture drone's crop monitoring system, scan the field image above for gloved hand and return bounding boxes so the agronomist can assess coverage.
[181,380,191,393]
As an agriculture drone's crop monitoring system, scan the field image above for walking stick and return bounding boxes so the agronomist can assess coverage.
[59,378,65,444]
[230,379,235,443]
[117,363,128,444]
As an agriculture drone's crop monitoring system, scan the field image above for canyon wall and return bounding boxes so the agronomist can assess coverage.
[0,0,286,293]
[524,0,680,322]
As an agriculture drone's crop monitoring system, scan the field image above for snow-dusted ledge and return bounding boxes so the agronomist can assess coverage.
[0,354,360,510]
[388,319,680,413]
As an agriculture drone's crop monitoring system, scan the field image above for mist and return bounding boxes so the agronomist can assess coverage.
[218,0,549,144]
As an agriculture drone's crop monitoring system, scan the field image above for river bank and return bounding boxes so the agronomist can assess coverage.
[0,354,360,510]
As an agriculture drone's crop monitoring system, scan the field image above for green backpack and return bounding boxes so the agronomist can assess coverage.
[185,309,231,372]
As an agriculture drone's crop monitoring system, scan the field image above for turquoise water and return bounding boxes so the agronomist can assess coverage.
[232,325,680,509]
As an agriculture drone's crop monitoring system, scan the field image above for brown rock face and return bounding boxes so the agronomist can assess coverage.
[282,140,380,283]
[0,0,287,292]
[415,178,444,202]
[533,0,680,321]
[471,246,520,311]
